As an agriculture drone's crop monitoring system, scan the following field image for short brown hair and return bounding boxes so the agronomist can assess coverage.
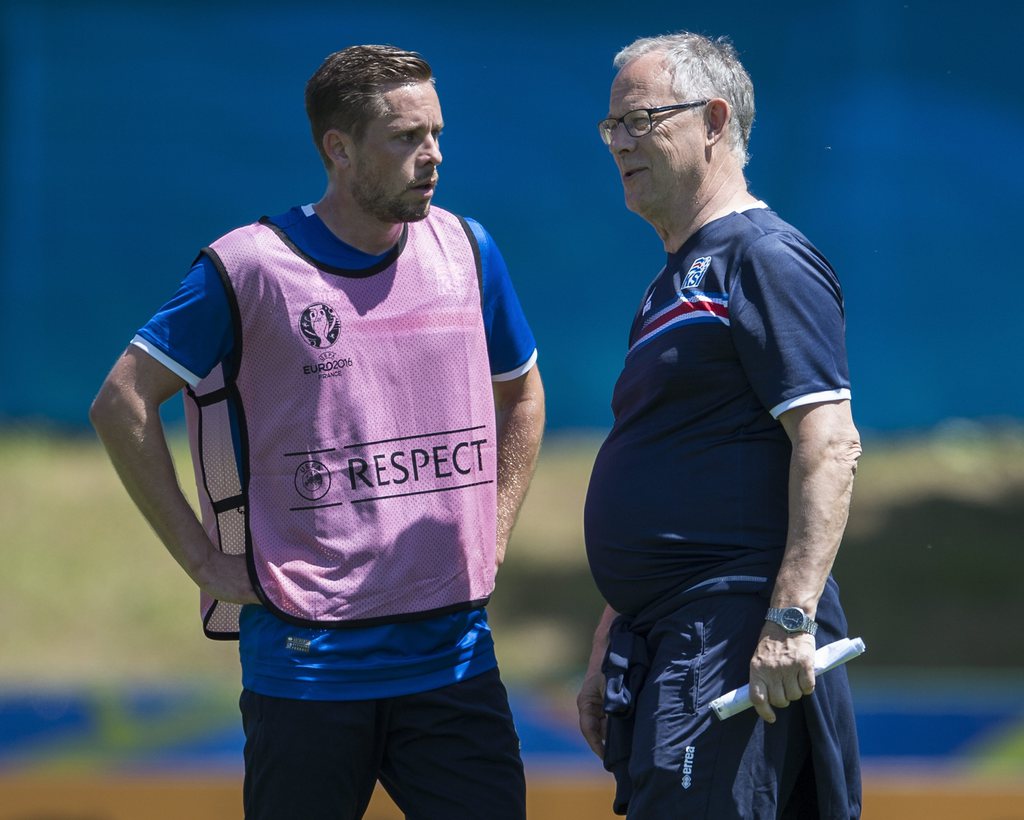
[304,44,433,165]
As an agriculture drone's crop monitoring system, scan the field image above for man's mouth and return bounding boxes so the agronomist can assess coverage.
[409,177,438,191]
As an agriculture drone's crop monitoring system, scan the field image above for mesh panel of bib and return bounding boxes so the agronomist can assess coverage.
[186,362,247,637]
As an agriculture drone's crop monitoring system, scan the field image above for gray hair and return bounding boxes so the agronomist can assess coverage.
[614,32,754,167]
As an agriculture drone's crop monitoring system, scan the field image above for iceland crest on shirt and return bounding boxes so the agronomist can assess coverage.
[675,256,712,292]
[629,257,729,355]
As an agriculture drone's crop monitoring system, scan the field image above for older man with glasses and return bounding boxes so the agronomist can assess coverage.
[577,31,863,819]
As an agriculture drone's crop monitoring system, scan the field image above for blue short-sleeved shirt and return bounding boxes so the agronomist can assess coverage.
[584,206,850,617]
[134,204,537,699]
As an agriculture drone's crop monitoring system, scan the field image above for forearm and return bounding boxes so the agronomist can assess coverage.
[493,366,545,564]
[585,603,620,675]
[772,403,861,617]
[577,602,619,756]
[89,347,229,589]
[748,402,860,721]
[91,381,215,582]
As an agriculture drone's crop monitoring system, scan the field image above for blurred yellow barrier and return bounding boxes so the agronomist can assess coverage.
[0,775,618,820]
[1,773,1023,819]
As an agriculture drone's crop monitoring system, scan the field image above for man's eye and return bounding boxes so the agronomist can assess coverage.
[624,113,649,132]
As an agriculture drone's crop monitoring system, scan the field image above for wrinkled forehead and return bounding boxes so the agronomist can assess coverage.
[380,80,439,112]
[371,80,442,130]
[609,52,676,112]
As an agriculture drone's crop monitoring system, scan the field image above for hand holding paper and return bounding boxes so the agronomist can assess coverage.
[710,637,866,721]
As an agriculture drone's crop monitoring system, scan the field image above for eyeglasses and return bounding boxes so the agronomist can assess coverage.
[597,100,709,145]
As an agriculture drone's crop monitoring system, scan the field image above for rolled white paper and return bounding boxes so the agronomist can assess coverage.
[710,637,866,721]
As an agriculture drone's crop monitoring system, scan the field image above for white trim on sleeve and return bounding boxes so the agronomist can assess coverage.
[492,348,537,382]
[130,335,204,387]
[770,388,851,419]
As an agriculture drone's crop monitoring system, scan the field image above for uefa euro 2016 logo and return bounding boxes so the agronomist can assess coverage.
[295,460,331,501]
[299,303,340,348]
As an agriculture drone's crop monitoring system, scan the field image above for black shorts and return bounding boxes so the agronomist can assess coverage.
[608,579,861,818]
[240,667,525,820]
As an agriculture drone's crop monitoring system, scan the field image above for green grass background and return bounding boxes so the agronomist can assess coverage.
[2,424,1023,705]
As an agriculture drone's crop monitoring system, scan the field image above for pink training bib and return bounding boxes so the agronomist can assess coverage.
[184,208,497,638]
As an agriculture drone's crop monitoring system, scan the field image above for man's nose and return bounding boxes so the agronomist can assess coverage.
[423,134,442,166]
[608,123,636,152]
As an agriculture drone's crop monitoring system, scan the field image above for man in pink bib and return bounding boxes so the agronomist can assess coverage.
[91,44,544,820]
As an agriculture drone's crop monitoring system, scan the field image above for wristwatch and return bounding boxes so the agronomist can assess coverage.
[765,606,818,636]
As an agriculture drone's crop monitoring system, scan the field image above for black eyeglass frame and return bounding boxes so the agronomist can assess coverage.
[597,99,710,145]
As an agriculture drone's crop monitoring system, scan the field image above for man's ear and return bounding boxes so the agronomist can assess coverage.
[705,99,730,145]
[323,129,355,169]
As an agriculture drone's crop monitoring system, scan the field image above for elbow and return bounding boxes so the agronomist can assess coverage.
[89,378,131,441]
[784,402,861,483]
[88,385,112,433]
[835,428,862,479]
[89,388,119,443]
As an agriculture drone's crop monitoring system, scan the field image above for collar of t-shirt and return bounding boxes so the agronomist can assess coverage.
[267,203,393,270]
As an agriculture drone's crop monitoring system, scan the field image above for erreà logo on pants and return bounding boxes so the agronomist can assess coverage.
[681,745,696,789]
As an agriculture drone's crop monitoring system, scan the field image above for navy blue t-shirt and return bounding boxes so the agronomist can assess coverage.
[584,206,851,617]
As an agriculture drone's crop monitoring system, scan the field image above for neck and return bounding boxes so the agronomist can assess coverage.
[312,185,404,256]
[655,166,758,253]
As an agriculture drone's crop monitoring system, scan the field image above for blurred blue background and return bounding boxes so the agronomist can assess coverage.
[1,0,1022,434]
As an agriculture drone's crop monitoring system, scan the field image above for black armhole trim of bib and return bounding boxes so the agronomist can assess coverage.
[198,247,244,383]
[456,216,485,308]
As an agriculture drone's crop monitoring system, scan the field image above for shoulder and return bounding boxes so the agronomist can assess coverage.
[205,219,278,276]
[209,219,270,248]
[422,206,488,247]
[263,205,305,231]
[425,210,505,278]
[460,216,503,254]
[733,209,838,288]
[735,209,823,259]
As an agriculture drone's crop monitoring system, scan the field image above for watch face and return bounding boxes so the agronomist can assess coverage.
[780,608,804,630]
